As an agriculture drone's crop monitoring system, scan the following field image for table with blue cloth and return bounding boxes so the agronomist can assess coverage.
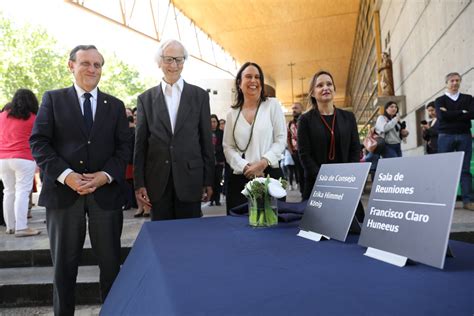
[102,216,474,315]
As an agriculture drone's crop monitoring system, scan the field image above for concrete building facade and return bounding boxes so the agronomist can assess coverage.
[379,0,473,156]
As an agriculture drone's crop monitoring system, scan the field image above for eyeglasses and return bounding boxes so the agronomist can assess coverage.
[161,56,186,65]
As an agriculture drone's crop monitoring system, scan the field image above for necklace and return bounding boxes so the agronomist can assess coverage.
[232,101,261,157]
[319,108,337,161]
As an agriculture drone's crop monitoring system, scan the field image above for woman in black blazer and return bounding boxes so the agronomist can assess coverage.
[297,70,361,201]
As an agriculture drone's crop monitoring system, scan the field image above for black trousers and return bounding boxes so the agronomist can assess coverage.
[151,174,202,221]
[223,162,231,196]
[286,165,296,185]
[292,153,305,195]
[46,195,123,316]
[124,179,138,209]
[211,164,224,204]
[226,167,285,213]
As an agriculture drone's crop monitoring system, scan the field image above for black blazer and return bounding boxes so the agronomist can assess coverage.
[30,86,130,210]
[422,119,439,154]
[134,81,214,202]
[213,128,225,164]
[297,108,360,197]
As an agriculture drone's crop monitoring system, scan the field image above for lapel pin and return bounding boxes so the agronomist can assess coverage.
[104,100,107,104]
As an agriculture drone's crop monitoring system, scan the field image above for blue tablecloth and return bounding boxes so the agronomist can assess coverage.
[102,216,474,315]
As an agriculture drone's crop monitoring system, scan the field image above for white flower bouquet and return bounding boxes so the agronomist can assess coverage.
[241,176,287,227]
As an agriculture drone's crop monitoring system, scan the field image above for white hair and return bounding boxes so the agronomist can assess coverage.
[154,39,189,64]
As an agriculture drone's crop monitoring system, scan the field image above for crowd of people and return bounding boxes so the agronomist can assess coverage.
[0,39,473,315]
[360,72,474,212]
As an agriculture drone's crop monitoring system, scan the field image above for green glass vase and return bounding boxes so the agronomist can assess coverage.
[248,194,278,227]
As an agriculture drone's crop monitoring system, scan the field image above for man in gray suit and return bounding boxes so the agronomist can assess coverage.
[134,39,214,220]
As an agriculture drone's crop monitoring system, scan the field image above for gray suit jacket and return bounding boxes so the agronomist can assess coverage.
[134,81,214,202]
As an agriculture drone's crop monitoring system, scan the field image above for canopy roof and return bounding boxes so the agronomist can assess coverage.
[173,0,360,106]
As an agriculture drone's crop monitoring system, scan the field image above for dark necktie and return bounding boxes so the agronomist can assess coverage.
[83,92,93,133]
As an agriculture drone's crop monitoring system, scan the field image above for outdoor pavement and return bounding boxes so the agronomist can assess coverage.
[0,186,473,315]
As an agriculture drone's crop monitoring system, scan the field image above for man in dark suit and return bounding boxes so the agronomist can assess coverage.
[30,45,130,315]
[134,39,214,220]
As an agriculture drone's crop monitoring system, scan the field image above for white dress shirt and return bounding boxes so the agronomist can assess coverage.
[74,83,98,118]
[223,98,287,174]
[161,77,184,133]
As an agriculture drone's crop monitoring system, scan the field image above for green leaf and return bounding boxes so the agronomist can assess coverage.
[0,14,149,109]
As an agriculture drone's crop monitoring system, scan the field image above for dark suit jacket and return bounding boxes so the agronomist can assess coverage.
[297,108,360,197]
[213,128,225,164]
[134,81,214,202]
[29,86,130,210]
[422,119,439,154]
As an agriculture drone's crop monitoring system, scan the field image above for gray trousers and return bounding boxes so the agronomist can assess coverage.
[46,195,123,316]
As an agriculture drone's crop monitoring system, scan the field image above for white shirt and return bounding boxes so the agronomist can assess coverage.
[445,91,460,101]
[223,98,287,174]
[74,83,98,119]
[161,77,184,133]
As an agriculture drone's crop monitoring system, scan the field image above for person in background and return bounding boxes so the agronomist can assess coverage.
[375,101,408,158]
[435,72,474,210]
[219,118,231,208]
[0,104,8,228]
[123,108,137,211]
[126,107,151,218]
[287,102,305,195]
[297,70,364,221]
[223,62,286,212]
[30,45,130,314]
[361,147,379,182]
[283,148,296,190]
[210,114,225,206]
[132,107,138,124]
[421,101,439,154]
[0,89,40,237]
[219,119,226,131]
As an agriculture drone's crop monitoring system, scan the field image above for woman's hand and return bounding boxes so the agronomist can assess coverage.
[243,159,267,179]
